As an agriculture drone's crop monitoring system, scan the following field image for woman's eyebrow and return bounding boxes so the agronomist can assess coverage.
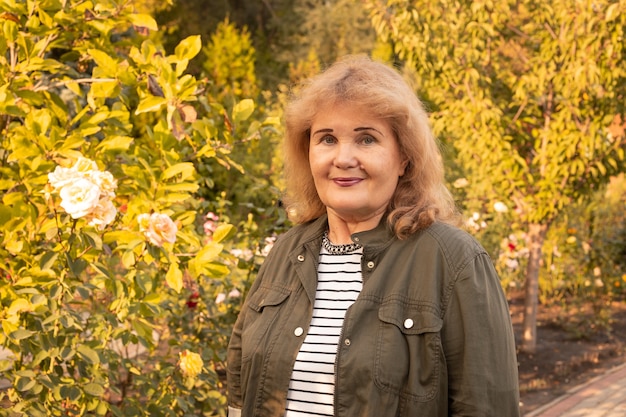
[312,128,334,135]
[355,126,383,134]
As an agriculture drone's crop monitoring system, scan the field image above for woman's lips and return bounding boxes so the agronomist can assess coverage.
[333,178,363,186]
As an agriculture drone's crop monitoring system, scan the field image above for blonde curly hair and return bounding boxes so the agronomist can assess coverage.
[283,55,460,238]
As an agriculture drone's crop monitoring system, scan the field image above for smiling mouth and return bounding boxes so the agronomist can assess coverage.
[333,178,363,186]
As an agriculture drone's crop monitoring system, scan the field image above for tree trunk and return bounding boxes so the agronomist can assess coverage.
[520,222,549,353]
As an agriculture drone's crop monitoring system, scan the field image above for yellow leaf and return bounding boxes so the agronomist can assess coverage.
[135,96,167,114]
[212,224,235,243]
[128,13,158,31]
[232,99,255,125]
[6,299,32,324]
[5,239,23,255]
[166,263,183,293]
[161,162,196,181]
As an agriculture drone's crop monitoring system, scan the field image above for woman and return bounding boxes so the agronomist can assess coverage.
[227,55,520,417]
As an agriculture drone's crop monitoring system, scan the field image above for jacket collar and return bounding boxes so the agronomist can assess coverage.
[299,213,397,254]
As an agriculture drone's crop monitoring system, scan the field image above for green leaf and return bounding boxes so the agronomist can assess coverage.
[39,251,59,271]
[90,263,112,279]
[66,253,88,276]
[84,382,105,397]
[60,385,81,402]
[16,376,36,392]
[232,99,255,125]
[10,329,35,341]
[131,319,155,344]
[76,345,100,365]
[82,231,103,251]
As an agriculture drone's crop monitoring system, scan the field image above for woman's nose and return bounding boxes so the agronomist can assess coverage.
[333,142,357,168]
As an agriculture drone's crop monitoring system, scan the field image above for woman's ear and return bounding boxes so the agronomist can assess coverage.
[399,159,410,177]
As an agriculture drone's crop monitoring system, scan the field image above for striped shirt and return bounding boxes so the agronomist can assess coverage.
[284,245,363,416]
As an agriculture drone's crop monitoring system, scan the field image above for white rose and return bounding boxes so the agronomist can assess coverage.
[88,198,117,230]
[59,178,102,219]
[48,166,78,190]
[215,293,226,304]
[493,201,508,213]
[138,213,178,246]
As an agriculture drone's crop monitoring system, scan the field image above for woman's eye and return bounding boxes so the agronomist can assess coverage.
[361,135,376,144]
[321,135,336,144]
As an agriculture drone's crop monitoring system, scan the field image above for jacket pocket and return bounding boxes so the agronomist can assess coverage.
[241,286,291,363]
[375,301,443,402]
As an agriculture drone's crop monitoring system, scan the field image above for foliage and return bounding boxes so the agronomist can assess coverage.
[366,0,626,351]
[202,19,258,103]
[538,175,626,336]
[198,19,288,250]
[0,1,278,415]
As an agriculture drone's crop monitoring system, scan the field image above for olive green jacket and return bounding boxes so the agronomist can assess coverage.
[227,216,520,416]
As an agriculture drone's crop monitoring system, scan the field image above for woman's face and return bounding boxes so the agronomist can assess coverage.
[309,104,406,225]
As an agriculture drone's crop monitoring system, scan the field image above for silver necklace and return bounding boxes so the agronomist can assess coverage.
[322,231,363,254]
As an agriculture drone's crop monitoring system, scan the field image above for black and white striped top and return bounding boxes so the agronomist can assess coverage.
[284,243,363,416]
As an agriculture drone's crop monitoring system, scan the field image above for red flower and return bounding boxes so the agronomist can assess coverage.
[186,292,200,309]
[507,243,516,252]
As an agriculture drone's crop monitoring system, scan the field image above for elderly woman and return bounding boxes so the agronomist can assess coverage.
[226,55,520,417]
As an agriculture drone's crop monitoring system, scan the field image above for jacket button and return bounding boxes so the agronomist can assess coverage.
[404,318,414,329]
[344,338,351,346]
[297,254,305,262]
[294,327,304,337]
[367,261,375,269]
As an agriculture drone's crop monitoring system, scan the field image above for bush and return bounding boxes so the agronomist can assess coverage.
[0,1,277,415]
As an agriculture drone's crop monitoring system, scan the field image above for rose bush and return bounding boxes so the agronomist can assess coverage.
[0,1,280,416]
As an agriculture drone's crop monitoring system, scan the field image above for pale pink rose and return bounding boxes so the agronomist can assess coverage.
[89,170,117,198]
[88,198,117,230]
[228,289,241,298]
[203,212,219,235]
[138,213,178,246]
[59,178,102,219]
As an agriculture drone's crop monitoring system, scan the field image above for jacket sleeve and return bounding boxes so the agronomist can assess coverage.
[226,260,266,411]
[442,252,521,417]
